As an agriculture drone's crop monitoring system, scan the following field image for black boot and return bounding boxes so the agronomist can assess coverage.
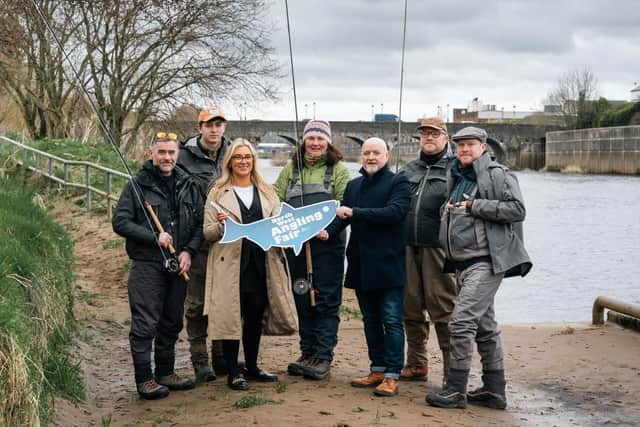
[468,369,507,409]
[425,368,469,409]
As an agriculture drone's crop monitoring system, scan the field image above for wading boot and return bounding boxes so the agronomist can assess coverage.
[400,365,428,381]
[156,373,196,391]
[467,369,507,409]
[302,358,331,380]
[350,371,384,388]
[136,379,170,400]
[287,355,311,376]
[373,378,399,396]
[425,368,469,409]
[193,360,216,382]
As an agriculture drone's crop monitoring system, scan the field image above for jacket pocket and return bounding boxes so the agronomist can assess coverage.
[449,209,482,252]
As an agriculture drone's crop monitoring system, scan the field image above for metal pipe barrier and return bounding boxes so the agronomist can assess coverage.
[592,295,640,325]
[0,135,131,217]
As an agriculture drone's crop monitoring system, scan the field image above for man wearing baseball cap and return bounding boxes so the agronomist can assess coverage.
[398,117,457,387]
[426,126,531,410]
[177,106,231,382]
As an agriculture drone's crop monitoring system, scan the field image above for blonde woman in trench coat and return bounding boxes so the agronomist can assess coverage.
[203,138,297,390]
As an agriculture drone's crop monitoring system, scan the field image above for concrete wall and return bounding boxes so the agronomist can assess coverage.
[546,125,640,174]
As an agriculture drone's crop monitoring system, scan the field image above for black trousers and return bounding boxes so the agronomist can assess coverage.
[222,285,268,377]
[128,260,186,383]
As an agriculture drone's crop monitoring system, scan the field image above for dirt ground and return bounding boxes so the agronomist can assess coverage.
[49,201,640,427]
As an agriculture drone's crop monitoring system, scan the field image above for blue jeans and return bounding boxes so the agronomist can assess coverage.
[355,287,405,378]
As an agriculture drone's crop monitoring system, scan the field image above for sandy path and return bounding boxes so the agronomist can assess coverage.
[49,201,640,427]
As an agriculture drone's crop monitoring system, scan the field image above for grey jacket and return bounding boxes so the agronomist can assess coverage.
[440,152,532,278]
[177,135,229,200]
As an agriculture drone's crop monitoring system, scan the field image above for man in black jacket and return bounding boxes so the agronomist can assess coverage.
[323,137,411,397]
[177,106,230,381]
[113,133,202,400]
[398,117,457,386]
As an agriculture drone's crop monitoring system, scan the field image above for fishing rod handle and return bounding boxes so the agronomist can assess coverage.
[144,201,190,282]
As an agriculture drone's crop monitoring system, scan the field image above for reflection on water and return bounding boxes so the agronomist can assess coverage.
[259,159,640,323]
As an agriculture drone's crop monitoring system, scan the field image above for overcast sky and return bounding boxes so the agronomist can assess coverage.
[229,0,640,122]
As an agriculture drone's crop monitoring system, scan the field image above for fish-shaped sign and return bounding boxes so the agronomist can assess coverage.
[214,200,338,255]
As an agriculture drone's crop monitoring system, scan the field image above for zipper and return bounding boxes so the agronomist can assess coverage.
[413,165,431,244]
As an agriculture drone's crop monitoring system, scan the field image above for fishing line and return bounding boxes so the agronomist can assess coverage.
[284,0,305,205]
[394,0,408,172]
[30,0,171,264]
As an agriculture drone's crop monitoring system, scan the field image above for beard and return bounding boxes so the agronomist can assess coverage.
[363,163,383,175]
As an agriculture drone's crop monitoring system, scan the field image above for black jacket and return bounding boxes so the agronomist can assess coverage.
[177,135,230,199]
[326,165,411,291]
[112,160,204,262]
[399,144,456,247]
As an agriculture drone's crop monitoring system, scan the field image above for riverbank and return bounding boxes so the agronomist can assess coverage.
[0,177,83,426]
[47,200,640,426]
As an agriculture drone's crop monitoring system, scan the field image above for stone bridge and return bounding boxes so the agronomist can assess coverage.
[176,120,557,170]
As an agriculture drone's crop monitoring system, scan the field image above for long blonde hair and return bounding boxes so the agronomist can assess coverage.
[211,138,278,202]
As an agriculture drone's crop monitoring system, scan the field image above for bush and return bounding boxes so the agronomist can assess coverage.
[0,176,84,426]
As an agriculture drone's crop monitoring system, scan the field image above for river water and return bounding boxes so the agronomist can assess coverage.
[259,159,640,324]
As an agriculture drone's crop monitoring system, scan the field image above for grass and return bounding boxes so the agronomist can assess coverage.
[0,176,84,426]
[0,135,141,210]
[275,382,287,393]
[232,394,279,409]
[102,238,124,250]
[339,305,362,320]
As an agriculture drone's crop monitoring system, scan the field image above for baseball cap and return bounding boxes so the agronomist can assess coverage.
[417,117,447,132]
[198,106,226,123]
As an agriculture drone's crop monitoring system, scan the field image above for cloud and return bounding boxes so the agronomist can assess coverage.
[240,0,640,121]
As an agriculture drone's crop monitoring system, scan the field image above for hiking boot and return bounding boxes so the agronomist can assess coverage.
[468,369,507,409]
[302,358,331,380]
[193,360,216,382]
[287,355,311,376]
[425,368,469,409]
[155,373,196,391]
[350,371,384,388]
[136,379,170,400]
[227,374,249,391]
[373,378,399,396]
[467,385,507,409]
[425,388,467,409]
[400,365,428,381]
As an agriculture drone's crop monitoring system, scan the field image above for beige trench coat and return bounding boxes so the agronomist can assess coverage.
[203,184,298,340]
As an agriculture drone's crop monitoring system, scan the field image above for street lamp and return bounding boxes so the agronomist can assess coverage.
[313,101,316,119]
[304,103,308,119]
[446,104,450,123]
[371,104,375,121]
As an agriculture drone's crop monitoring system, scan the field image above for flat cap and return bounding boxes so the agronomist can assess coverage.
[451,126,487,143]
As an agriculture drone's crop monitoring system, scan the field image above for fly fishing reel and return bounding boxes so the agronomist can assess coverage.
[293,277,311,295]
[163,257,180,274]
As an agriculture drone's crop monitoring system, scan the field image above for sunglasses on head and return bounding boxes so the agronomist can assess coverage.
[155,132,177,141]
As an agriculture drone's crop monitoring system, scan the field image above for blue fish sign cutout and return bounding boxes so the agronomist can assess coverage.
[218,200,338,255]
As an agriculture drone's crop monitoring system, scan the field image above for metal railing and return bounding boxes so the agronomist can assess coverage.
[592,295,640,325]
[0,135,131,217]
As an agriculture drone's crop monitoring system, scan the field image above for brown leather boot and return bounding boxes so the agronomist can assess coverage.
[441,349,451,388]
[400,365,428,381]
[374,378,399,396]
[350,371,384,388]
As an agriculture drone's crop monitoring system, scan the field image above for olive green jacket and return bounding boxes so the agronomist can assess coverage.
[273,157,351,202]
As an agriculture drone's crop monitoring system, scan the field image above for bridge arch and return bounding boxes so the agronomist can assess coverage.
[486,138,506,163]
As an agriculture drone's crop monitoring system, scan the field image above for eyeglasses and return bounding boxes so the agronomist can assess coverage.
[231,154,253,162]
[419,129,444,138]
[155,132,177,140]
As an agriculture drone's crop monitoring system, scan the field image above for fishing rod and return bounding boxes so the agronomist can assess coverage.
[29,0,178,274]
[284,0,316,307]
[394,0,408,172]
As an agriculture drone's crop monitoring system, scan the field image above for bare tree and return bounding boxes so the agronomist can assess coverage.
[0,1,86,139]
[0,0,280,150]
[546,68,599,129]
[74,0,280,152]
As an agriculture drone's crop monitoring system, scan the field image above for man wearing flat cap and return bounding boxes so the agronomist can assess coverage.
[426,126,532,410]
[398,117,457,387]
[177,106,231,381]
